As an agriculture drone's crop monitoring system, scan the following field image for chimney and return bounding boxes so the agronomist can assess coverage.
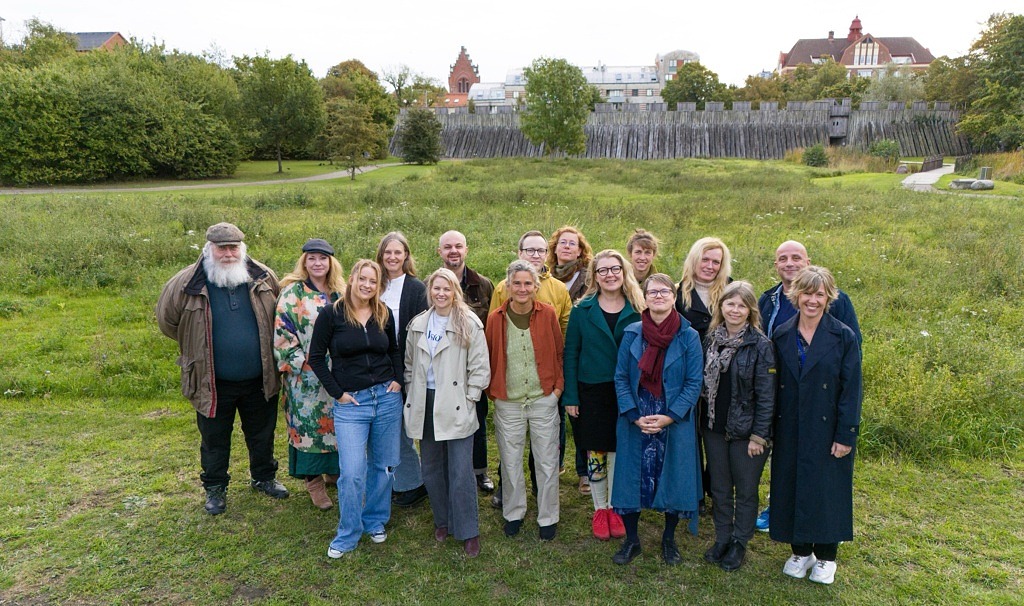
[828,30,834,41]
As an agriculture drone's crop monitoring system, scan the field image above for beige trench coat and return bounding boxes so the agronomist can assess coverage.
[403,310,490,441]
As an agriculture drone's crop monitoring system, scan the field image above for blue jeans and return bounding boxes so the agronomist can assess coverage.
[330,382,402,553]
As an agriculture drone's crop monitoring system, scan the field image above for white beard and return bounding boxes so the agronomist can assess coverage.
[204,254,252,289]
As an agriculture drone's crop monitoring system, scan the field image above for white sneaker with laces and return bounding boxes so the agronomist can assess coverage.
[327,547,345,559]
[809,559,837,584]
[369,529,388,544]
[783,554,817,578]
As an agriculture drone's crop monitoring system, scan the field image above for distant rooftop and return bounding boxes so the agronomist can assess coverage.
[72,32,125,52]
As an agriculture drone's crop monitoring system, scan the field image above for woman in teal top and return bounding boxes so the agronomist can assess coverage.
[563,250,645,541]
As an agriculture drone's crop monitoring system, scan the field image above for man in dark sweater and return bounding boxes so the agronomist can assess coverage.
[438,230,496,494]
[157,222,287,515]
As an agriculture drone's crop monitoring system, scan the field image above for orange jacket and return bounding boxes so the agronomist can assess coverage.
[484,300,564,401]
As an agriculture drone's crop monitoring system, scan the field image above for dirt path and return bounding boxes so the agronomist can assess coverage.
[0,163,400,196]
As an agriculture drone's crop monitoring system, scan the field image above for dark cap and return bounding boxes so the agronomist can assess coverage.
[206,222,245,245]
[302,238,335,257]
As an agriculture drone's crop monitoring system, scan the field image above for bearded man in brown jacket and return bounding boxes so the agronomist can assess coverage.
[156,222,287,515]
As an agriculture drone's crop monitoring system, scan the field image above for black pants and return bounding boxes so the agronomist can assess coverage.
[472,394,488,473]
[792,542,838,561]
[703,430,769,546]
[196,377,279,488]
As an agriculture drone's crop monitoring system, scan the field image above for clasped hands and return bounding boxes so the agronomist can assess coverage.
[635,414,673,435]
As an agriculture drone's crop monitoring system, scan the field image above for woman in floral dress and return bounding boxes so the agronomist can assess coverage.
[274,239,346,510]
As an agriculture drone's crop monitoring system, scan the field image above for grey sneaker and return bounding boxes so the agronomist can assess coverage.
[369,529,387,544]
[251,479,289,499]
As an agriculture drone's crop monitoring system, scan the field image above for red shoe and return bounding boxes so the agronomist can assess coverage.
[592,508,611,541]
[608,510,626,539]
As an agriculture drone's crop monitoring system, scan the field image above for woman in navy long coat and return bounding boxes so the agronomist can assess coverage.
[611,273,703,566]
[770,266,862,585]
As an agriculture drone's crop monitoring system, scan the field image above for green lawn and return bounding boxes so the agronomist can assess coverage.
[1,158,1021,603]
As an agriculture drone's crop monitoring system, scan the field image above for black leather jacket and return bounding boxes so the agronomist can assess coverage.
[701,329,777,445]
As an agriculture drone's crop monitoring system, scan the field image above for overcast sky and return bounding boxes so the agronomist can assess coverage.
[2,1,1014,87]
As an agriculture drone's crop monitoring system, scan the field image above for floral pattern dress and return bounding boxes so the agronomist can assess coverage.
[274,280,339,477]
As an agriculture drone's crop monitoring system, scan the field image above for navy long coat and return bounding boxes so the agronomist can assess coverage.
[769,313,862,545]
[612,317,704,535]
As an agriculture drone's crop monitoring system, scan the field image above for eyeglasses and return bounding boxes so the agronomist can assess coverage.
[520,248,547,257]
[646,289,673,299]
[595,265,623,276]
[557,240,579,248]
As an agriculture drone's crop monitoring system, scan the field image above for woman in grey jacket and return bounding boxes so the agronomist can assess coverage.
[404,268,491,557]
[700,281,776,572]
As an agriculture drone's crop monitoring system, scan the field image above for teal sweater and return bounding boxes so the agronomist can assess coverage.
[562,293,640,406]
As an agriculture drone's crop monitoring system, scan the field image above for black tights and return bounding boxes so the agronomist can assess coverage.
[621,512,679,543]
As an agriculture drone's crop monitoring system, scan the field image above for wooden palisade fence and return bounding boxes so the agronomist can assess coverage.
[390,100,970,160]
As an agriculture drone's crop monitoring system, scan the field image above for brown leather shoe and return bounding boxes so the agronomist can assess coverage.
[464,536,481,558]
[435,527,449,542]
[305,476,333,510]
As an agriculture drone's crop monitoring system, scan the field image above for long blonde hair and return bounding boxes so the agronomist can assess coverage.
[280,252,346,298]
[709,281,763,333]
[679,237,732,311]
[583,249,646,312]
[425,268,474,347]
[336,259,390,330]
[375,231,418,279]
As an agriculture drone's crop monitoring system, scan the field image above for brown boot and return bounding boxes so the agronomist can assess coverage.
[306,476,333,510]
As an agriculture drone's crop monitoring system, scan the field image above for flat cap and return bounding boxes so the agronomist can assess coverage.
[302,238,335,256]
[206,222,245,244]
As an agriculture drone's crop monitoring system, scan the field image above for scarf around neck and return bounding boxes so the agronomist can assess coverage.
[550,259,582,283]
[702,325,746,428]
[638,308,681,399]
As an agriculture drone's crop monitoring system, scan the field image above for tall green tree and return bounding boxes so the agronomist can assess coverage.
[863,64,925,103]
[396,108,443,164]
[325,99,386,179]
[785,58,869,103]
[235,54,326,172]
[923,56,977,107]
[662,62,731,109]
[320,59,396,158]
[733,72,787,105]
[957,13,1024,151]
[520,57,591,156]
[0,18,76,68]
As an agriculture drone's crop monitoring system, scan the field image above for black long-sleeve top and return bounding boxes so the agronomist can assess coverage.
[308,303,402,399]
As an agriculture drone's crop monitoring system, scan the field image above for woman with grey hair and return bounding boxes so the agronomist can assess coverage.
[770,266,862,585]
[485,260,564,541]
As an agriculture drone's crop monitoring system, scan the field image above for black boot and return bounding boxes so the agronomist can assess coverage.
[612,539,642,565]
[204,485,227,515]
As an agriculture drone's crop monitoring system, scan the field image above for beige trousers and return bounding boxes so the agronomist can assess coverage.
[494,392,560,527]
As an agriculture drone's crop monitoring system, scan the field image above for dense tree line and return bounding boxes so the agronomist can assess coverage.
[0,21,399,185]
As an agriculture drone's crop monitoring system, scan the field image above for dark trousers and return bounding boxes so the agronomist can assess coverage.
[196,377,279,488]
[472,395,489,474]
[703,430,769,546]
[793,542,839,561]
[422,390,480,540]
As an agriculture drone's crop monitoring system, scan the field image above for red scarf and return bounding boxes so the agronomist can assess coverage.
[638,308,681,399]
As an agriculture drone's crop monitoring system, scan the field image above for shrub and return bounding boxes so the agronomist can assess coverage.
[868,139,902,165]
[803,144,828,167]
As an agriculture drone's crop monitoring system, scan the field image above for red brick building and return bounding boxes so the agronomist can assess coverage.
[73,32,128,52]
[778,17,935,78]
[444,46,480,108]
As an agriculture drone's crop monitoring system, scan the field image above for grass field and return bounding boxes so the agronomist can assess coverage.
[1,158,1022,604]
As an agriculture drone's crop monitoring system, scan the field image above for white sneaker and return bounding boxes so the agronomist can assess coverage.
[327,547,345,559]
[809,560,837,584]
[369,529,388,544]
[783,554,817,578]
